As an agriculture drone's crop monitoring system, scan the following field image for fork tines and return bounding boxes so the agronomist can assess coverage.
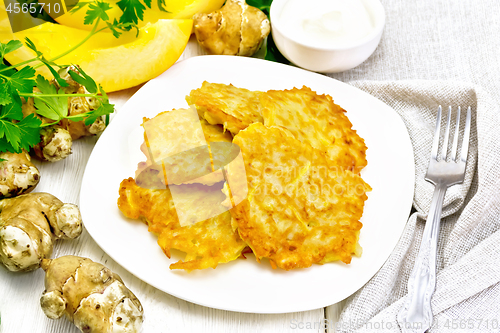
[431,106,471,163]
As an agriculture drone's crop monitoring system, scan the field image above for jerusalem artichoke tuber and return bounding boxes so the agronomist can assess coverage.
[0,193,82,272]
[193,0,270,56]
[56,65,106,141]
[62,85,106,141]
[40,256,144,333]
[0,150,40,198]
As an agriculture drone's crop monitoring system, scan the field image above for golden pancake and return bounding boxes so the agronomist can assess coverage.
[118,178,247,271]
[228,123,371,270]
[186,81,263,135]
[261,86,367,171]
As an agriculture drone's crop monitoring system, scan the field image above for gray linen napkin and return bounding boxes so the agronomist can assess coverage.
[335,80,500,333]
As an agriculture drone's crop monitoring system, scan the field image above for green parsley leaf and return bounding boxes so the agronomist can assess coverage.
[17,114,42,151]
[98,84,108,100]
[106,20,123,38]
[70,1,90,13]
[0,113,42,153]
[84,0,112,25]
[0,89,26,153]
[0,64,15,76]
[156,0,170,12]
[98,85,112,126]
[0,85,11,106]
[0,93,23,121]
[34,74,56,95]
[68,67,98,93]
[0,40,23,60]
[24,37,42,57]
[105,19,138,38]
[34,75,69,120]
[34,97,62,120]
[0,119,21,151]
[4,66,36,94]
[117,0,151,25]
[53,89,70,117]
[0,137,17,153]
[39,58,69,87]
[84,101,114,126]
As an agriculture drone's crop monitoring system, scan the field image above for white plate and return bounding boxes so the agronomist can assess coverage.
[80,56,414,314]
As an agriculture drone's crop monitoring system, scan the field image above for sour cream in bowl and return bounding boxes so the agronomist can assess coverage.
[270,0,385,73]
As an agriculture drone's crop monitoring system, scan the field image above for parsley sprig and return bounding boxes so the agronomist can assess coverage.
[0,0,155,154]
[0,41,41,153]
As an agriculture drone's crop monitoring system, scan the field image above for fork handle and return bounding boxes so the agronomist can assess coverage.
[398,183,447,333]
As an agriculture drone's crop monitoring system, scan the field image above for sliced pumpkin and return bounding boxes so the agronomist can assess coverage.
[0,7,192,92]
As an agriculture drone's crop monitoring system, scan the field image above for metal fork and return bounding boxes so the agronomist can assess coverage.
[397,106,472,333]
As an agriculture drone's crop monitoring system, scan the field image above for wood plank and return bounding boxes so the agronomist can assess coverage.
[325,300,348,332]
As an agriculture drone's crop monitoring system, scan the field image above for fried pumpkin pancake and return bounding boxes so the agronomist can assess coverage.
[186,81,263,135]
[138,109,233,186]
[228,123,371,270]
[118,178,247,271]
[261,87,367,170]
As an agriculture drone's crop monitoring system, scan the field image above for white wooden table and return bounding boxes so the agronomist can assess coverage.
[0,37,346,333]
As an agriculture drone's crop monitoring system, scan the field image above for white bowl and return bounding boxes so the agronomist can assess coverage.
[270,0,386,73]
